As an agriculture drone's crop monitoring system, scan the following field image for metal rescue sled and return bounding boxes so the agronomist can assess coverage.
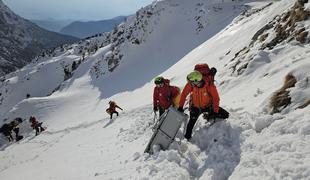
[145,107,188,154]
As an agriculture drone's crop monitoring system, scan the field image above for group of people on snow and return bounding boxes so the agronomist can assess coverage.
[153,63,229,140]
[0,100,123,142]
[105,63,229,141]
[2,100,124,142]
[1,63,227,144]
[0,116,45,142]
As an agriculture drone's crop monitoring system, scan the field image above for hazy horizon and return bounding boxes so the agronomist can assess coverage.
[3,0,154,21]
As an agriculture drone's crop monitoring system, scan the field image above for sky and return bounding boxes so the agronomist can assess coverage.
[3,0,154,21]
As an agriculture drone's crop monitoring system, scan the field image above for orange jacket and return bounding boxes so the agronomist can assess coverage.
[179,80,220,113]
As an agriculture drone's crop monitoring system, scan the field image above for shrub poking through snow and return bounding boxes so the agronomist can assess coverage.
[297,99,310,109]
[228,0,310,76]
[270,74,297,114]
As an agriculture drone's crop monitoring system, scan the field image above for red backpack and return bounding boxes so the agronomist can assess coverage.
[194,64,210,76]
[194,63,215,84]
[163,78,181,108]
[163,78,170,86]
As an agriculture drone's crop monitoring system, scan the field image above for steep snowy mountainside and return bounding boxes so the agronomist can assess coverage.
[0,33,109,118]
[158,0,310,113]
[0,0,249,119]
[156,0,310,178]
[221,0,310,113]
[0,1,78,76]
[87,0,250,97]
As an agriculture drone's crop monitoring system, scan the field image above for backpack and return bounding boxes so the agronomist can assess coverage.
[171,86,181,108]
[163,78,181,108]
[106,108,112,114]
[194,63,210,77]
[15,117,23,123]
[194,63,216,84]
[1,124,9,132]
[163,78,171,86]
[29,116,37,123]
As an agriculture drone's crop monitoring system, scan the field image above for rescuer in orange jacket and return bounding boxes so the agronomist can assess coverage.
[178,71,220,140]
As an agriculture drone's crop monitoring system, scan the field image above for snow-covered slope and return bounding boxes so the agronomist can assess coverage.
[70,0,249,97]
[0,0,249,118]
[0,35,112,121]
[0,0,78,76]
[0,0,310,180]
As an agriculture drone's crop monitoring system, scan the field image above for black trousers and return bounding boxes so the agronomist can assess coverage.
[184,107,229,140]
[35,123,45,135]
[158,107,165,117]
[2,131,13,142]
[110,111,119,119]
[184,107,204,140]
[13,128,20,139]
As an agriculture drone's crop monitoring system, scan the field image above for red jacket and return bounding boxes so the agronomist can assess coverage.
[108,102,122,112]
[30,117,39,129]
[179,80,220,113]
[153,85,179,109]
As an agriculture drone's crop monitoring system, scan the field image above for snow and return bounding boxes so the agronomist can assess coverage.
[305,2,310,12]
[93,0,250,97]
[0,0,310,180]
[290,64,310,109]
[229,108,310,180]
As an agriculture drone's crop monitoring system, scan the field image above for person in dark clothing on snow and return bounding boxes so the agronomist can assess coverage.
[0,123,14,142]
[106,101,123,119]
[0,118,23,142]
[153,76,180,116]
[29,116,45,136]
[9,118,23,141]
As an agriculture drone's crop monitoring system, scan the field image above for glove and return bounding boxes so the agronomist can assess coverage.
[202,113,209,120]
[210,67,217,76]
[209,111,218,118]
[153,106,158,112]
[177,107,184,112]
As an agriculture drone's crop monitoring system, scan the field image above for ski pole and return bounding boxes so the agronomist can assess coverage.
[153,111,157,124]
[151,112,159,131]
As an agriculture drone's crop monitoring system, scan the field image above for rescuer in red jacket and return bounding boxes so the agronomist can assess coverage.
[153,76,180,116]
[106,101,123,119]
